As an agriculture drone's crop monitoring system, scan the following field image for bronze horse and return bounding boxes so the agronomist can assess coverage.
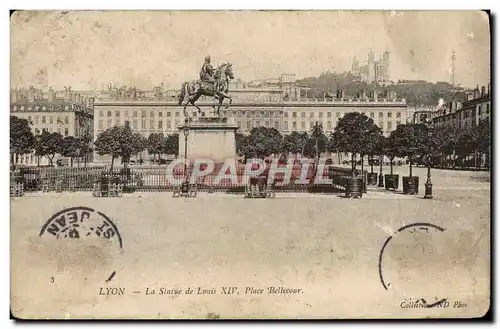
[178,63,234,118]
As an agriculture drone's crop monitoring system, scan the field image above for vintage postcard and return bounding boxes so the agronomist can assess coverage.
[10,10,491,319]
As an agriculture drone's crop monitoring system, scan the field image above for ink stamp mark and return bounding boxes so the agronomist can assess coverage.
[378,222,445,290]
[39,206,123,249]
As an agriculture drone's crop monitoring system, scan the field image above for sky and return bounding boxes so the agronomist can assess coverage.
[10,10,491,90]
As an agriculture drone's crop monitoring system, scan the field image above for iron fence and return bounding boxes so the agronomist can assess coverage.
[12,164,366,194]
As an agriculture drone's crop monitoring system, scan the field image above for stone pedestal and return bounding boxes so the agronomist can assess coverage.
[178,116,239,161]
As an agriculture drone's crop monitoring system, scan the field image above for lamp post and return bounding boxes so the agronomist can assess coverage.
[179,117,191,196]
[378,154,384,187]
[183,117,189,183]
[424,129,433,199]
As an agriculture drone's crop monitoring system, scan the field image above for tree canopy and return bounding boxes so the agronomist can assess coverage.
[10,116,35,158]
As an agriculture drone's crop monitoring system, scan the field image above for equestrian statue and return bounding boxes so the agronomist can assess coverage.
[178,55,234,118]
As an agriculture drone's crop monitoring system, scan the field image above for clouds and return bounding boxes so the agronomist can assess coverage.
[10,10,490,90]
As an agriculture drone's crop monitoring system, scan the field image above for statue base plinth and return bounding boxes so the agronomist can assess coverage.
[178,116,239,162]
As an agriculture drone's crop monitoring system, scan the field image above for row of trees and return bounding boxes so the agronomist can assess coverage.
[10,116,93,167]
[93,123,179,170]
[10,116,179,169]
[235,112,491,176]
[11,113,490,172]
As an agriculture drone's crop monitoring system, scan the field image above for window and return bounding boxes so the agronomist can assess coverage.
[150,120,154,129]
[107,119,112,127]
[336,112,340,118]
[370,112,375,118]
[292,112,297,118]
[175,120,180,127]
[264,111,270,118]
[27,116,31,123]
[379,112,383,118]
[133,111,138,117]
[284,121,289,130]
[65,116,69,124]
[387,112,392,118]
[387,121,393,130]
[309,112,314,118]
[107,111,112,117]
[301,121,306,129]
[301,112,306,118]
[396,121,401,127]
[49,127,53,133]
[115,111,120,117]
[42,116,46,123]
[379,122,384,130]
[99,111,103,117]
[193,112,197,117]
[57,127,61,134]
[34,116,39,124]
[125,111,129,117]
[309,121,314,129]
[246,111,251,118]
[158,121,163,129]
[274,121,279,129]
[175,112,180,117]
[167,112,171,117]
[142,111,147,117]
[396,112,401,118]
[159,112,163,117]
[49,116,53,124]
[57,116,62,124]
[486,104,490,114]
[237,111,242,118]
[64,128,68,136]
[167,121,171,129]
[133,120,138,129]
[327,112,332,118]
[256,121,261,127]
[292,122,297,130]
[35,128,40,134]
[327,121,332,130]
[284,112,289,118]
[319,112,323,118]
[142,120,146,129]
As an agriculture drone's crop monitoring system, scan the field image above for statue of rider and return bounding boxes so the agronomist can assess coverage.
[199,55,215,84]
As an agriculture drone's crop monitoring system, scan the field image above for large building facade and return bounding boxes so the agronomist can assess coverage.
[93,86,407,162]
[10,87,95,166]
[430,84,491,129]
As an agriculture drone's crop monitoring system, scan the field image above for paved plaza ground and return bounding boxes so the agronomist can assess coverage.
[10,166,490,319]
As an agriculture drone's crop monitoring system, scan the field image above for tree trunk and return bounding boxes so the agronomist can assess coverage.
[48,155,54,166]
[390,159,394,174]
[111,155,115,172]
[70,157,74,167]
[361,155,364,177]
[351,153,356,176]
[37,156,40,167]
[409,156,412,177]
[370,155,374,173]
[337,152,341,165]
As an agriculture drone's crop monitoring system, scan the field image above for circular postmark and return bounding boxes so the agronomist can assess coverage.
[39,206,123,249]
[378,222,458,308]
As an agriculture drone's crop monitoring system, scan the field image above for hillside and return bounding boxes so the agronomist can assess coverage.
[297,72,468,106]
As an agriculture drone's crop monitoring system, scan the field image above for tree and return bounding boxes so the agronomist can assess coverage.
[365,128,385,174]
[60,136,80,167]
[304,122,327,160]
[283,131,308,157]
[10,116,35,165]
[240,127,283,160]
[94,122,137,171]
[147,133,165,164]
[391,123,428,177]
[164,133,179,157]
[331,112,379,175]
[384,133,398,175]
[33,131,64,166]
